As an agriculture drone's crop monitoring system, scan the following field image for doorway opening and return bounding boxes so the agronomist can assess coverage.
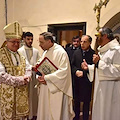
[48,22,86,48]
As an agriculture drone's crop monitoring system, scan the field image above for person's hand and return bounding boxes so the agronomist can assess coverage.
[37,72,47,85]
[75,70,83,77]
[81,59,88,70]
[24,76,31,84]
[32,65,38,72]
[93,54,100,64]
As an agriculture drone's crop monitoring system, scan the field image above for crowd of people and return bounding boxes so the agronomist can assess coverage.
[0,21,120,120]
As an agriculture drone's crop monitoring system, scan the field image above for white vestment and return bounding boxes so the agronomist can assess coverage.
[0,48,32,120]
[18,45,40,119]
[37,43,74,120]
[88,39,120,120]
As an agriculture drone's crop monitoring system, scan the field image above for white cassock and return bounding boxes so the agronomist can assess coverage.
[37,43,75,120]
[88,39,120,120]
[18,45,40,119]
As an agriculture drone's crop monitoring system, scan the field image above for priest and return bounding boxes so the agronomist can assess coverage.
[0,21,32,120]
[36,32,75,120]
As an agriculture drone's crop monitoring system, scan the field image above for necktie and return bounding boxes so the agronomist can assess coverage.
[83,51,86,56]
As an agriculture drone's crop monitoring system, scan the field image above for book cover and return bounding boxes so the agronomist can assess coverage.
[34,57,58,88]
[36,57,58,75]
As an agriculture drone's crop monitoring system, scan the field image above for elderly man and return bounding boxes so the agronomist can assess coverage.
[82,27,120,120]
[0,21,31,120]
[72,35,95,120]
[18,32,40,120]
[36,32,74,120]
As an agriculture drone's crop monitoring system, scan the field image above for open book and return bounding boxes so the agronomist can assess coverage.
[34,57,58,88]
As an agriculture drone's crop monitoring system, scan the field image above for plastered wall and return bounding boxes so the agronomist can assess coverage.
[0,0,120,54]
[0,0,6,44]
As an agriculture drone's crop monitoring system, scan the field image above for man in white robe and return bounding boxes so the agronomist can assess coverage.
[82,27,120,120]
[36,32,75,120]
[18,32,40,120]
[0,21,32,120]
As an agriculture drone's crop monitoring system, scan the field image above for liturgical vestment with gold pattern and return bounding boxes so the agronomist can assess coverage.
[0,46,31,120]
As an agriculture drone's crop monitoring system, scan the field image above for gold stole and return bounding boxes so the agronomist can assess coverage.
[0,47,29,120]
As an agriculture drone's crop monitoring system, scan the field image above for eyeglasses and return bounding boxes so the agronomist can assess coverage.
[8,41,20,44]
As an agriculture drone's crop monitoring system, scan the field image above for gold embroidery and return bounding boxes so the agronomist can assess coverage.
[4,22,22,39]
[0,47,29,120]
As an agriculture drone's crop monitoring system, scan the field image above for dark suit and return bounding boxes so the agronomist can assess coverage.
[72,47,95,120]
[65,46,80,65]
[65,46,81,97]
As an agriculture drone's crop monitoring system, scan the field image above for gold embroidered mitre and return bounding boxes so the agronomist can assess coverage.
[1,21,23,48]
[3,21,23,39]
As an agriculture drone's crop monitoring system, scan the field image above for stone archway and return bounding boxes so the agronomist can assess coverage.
[104,12,120,43]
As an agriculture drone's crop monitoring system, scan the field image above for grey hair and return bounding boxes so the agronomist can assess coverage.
[100,27,114,41]
[40,32,54,43]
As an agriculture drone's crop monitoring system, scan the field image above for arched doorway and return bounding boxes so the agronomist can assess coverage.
[104,12,120,43]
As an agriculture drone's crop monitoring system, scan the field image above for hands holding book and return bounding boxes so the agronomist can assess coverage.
[32,57,58,88]
[37,72,47,85]
[32,65,47,87]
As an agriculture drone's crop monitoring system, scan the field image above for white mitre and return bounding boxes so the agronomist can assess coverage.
[1,21,23,48]
[3,21,23,39]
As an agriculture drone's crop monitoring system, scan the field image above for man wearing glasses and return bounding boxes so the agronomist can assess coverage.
[0,21,32,120]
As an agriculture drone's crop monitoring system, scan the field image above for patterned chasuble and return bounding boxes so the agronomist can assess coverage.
[0,47,29,120]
